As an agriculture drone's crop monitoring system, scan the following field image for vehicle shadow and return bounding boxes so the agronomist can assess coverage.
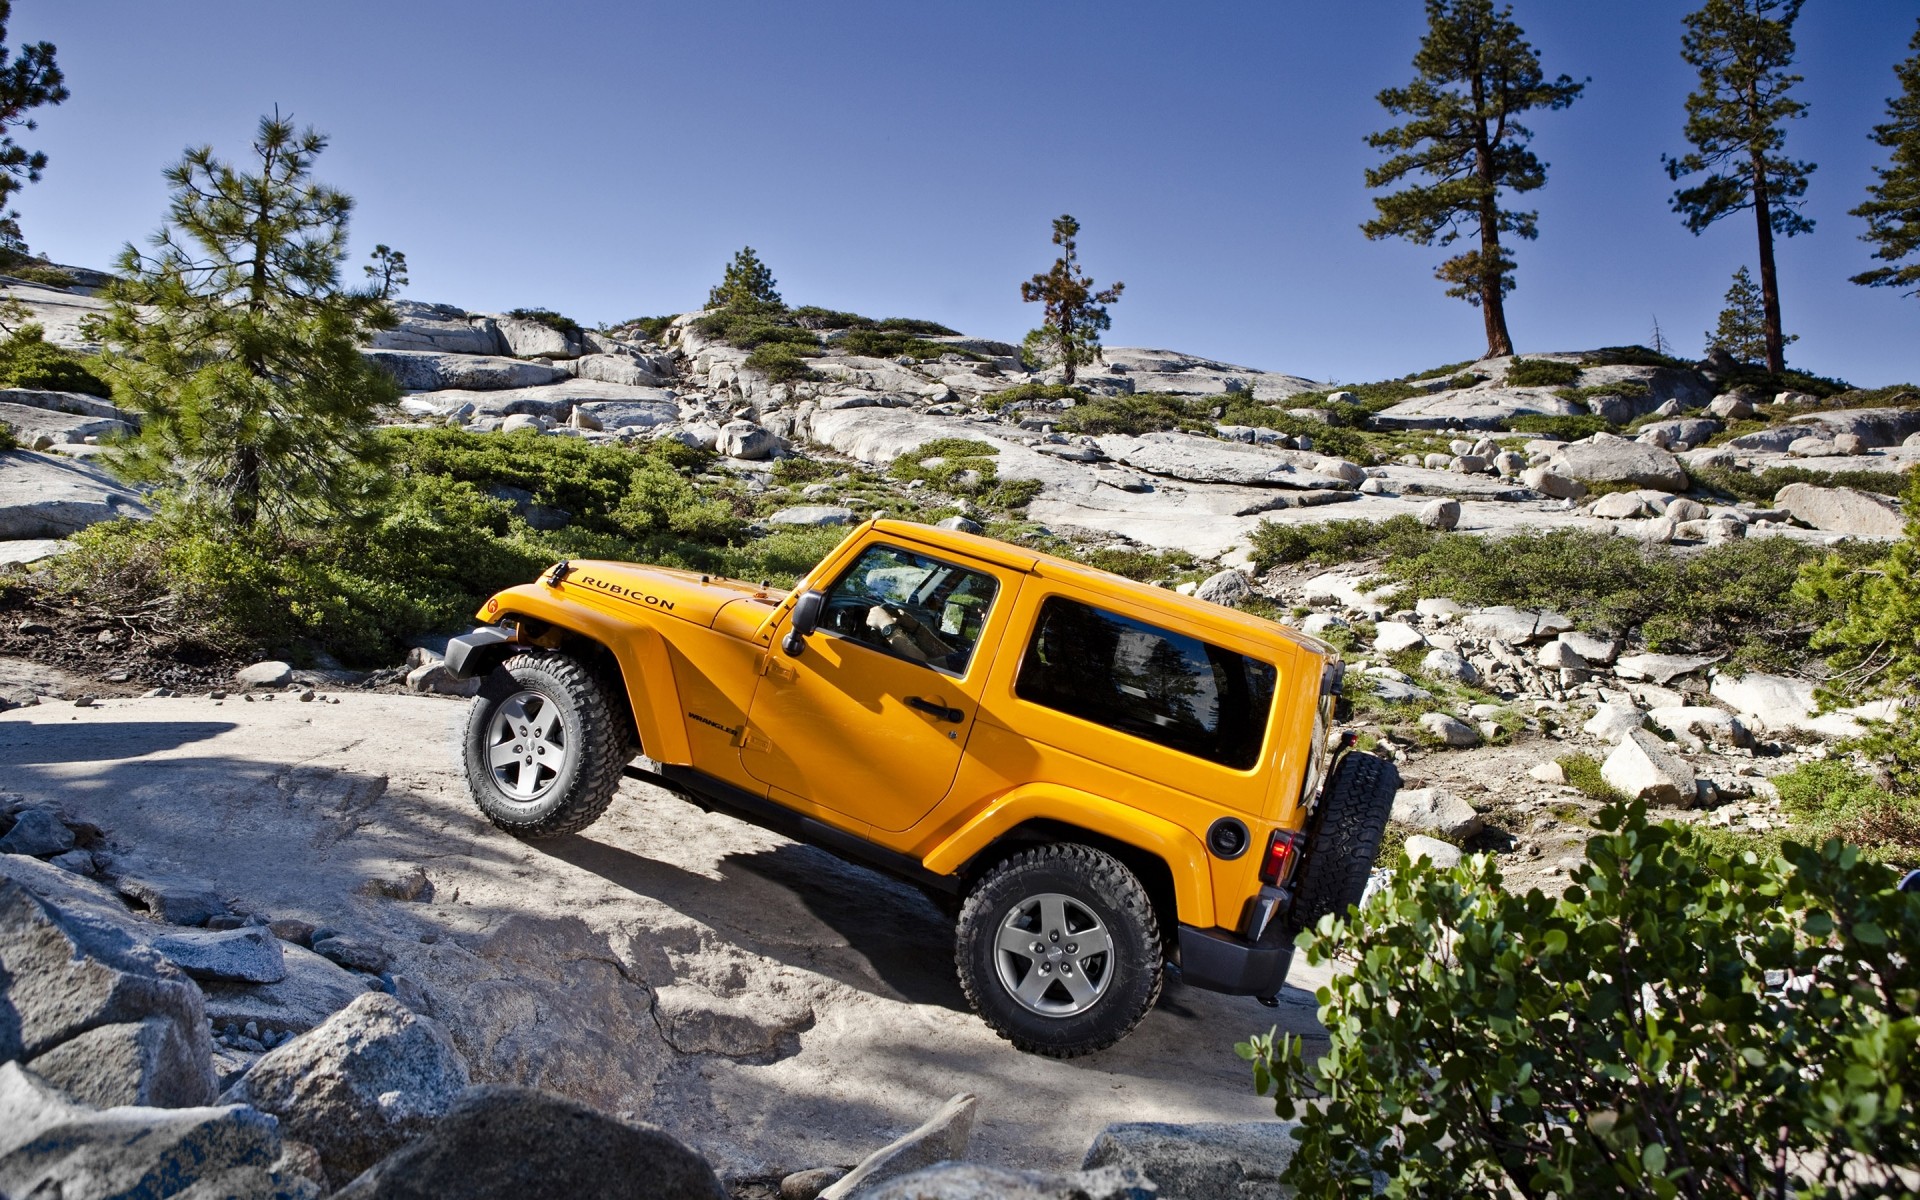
[0,720,238,765]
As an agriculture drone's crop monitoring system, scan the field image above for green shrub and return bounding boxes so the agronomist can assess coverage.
[981,382,1086,411]
[873,316,958,336]
[1557,751,1629,804]
[1505,413,1610,439]
[1071,545,1199,582]
[615,315,677,342]
[1285,379,1427,412]
[1828,384,1920,409]
[1765,759,1920,857]
[0,324,111,397]
[506,307,582,337]
[1241,802,1920,1197]
[744,342,822,383]
[1693,463,1915,504]
[1247,515,1438,572]
[0,260,76,288]
[1214,397,1373,460]
[1053,392,1213,436]
[1578,345,1694,369]
[692,309,822,352]
[1552,380,1650,407]
[786,307,958,337]
[838,329,974,362]
[1504,357,1583,387]
[1717,363,1853,399]
[0,421,16,452]
[1406,358,1479,380]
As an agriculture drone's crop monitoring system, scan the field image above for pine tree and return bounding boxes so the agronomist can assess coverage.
[1665,0,1814,375]
[1362,0,1584,359]
[93,112,401,530]
[364,244,408,300]
[1019,214,1124,384]
[0,0,68,259]
[1705,265,1794,364]
[1851,19,1920,301]
[1649,314,1671,358]
[707,246,781,313]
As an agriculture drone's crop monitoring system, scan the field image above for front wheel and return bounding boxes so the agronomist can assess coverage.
[463,651,629,838]
[955,844,1163,1058]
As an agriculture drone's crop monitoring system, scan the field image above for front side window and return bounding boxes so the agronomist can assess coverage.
[1016,596,1277,769]
[817,544,1000,675]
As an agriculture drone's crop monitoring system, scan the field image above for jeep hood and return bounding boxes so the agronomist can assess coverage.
[552,561,780,628]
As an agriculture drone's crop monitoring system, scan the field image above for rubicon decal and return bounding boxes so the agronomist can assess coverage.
[576,575,676,610]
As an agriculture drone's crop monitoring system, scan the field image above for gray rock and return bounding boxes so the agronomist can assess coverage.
[1194,569,1253,608]
[405,661,481,697]
[1095,432,1352,489]
[329,1085,725,1200]
[1372,621,1427,654]
[116,872,227,926]
[1590,491,1650,520]
[1775,483,1906,538]
[496,317,584,360]
[311,935,390,974]
[201,943,370,1036]
[225,992,468,1186]
[821,1093,977,1199]
[1420,648,1480,685]
[0,1063,313,1200]
[0,451,150,539]
[1372,387,1585,431]
[1550,436,1688,492]
[0,807,75,857]
[1417,498,1461,530]
[769,505,856,527]
[1521,465,1588,500]
[48,848,95,874]
[574,398,679,432]
[1419,712,1481,748]
[0,882,218,1105]
[1613,652,1715,685]
[1645,706,1754,751]
[867,1163,1156,1200]
[367,301,506,355]
[1082,1121,1298,1200]
[1557,631,1618,665]
[23,1017,211,1109]
[718,420,779,460]
[1602,729,1699,807]
[236,661,293,689]
[1583,703,1646,742]
[152,925,287,985]
[1460,606,1557,645]
[1707,394,1755,419]
[1402,835,1462,870]
[1391,787,1483,839]
[1709,672,1879,739]
[1371,678,1433,704]
[365,350,565,392]
[499,413,548,434]
[784,1167,849,1200]
[572,352,668,388]
[1537,641,1590,670]
[935,516,983,535]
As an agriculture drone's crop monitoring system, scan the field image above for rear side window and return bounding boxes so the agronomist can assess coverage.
[1015,596,1278,770]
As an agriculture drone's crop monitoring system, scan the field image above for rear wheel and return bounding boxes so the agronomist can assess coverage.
[463,651,628,838]
[955,844,1162,1058]
[1286,751,1400,936]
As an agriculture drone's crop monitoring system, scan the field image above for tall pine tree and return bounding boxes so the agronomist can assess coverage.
[1851,19,1920,301]
[1362,0,1583,359]
[94,113,401,530]
[1704,265,1793,364]
[0,0,68,258]
[1665,0,1813,375]
[1020,214,1123,384]
[707,246,782,313]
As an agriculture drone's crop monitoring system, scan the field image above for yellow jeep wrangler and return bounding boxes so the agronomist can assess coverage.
[446,518,1397,1056]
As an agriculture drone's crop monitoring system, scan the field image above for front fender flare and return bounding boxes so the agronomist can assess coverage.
[919,785,1215,929]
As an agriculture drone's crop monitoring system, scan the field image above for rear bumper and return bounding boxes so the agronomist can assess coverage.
[1175,899,1296,1000]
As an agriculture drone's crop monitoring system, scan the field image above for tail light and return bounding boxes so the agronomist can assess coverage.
[1259,829,1299,885]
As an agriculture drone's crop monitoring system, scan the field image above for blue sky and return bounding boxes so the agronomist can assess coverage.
[17,1,1920,385]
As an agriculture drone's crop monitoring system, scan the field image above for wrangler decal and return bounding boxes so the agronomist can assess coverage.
[688,712,742,738]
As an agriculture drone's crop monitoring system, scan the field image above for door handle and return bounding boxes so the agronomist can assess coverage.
[905,696,965,723]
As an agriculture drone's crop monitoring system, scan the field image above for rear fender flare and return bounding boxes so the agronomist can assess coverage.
[920,785,1215,929]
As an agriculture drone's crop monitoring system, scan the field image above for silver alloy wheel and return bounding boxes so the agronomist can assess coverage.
[993,891,1116,1017]
[485,690,575,805]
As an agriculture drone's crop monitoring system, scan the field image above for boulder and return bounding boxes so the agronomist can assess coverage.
[1417,498,1461,530]
[201,943,372,1036]
[236,661,294,689]
[1081,1121,1299,1200]
[1460,606,1568,645]
[330,1085,725,1200]
[1613,652,1715,685]
[572,352,668,388]
[406,661,481,697]
[1775,483,1905,538]
[1601,729,1698,807]
[718,420,780,460]
[0,451,149,539]
[1372,622,1427,654]
[1095,432,1351,489]
[0,1063,312,1200]
[1537,641,1590,670]
[1391,787,1483,839]
[1557,631,1619,665]
[225,992,469,1186]
[1636,417,1721,448]
[1194,569,1253,608]
[1550,437,1688,492]
[311,934,390,974]
[0,399,132,445]
[151,926,287,985]
[0,807,75,857]
[24,1017,211,1110]
[1590,491,1650,519]
[364,350,565,392]
[495,317,584,360]
[115,872,227,926]
[1420,648,1480,685]
[1707,394,1756,419]
[367,301,506,355]
[820,1093,977,1200]
[865,1164,1156,1200]
[1418,712,1480,748]
[935,516,983,535]
[573,398,679,432]
[0,881,218,1106]
[1645,706,1754,751]
[1708,672,1889,739]
[1402,835,1463,870]
[769,505,856,527]
[1372,388,1585,431]
[1584,703,1645,742]
[0,386,125,422]
[1520,465,1588,500]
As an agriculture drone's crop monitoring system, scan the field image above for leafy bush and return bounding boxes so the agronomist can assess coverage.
[1285,379,1427,412]
[1828,384,1920,409]
[506,308,582,337]
[1405,358,1479,380]
[1054,392,1214,436]
[1717,363,1853,399]
[691,309,821,352]
[1504,357,1583,387]
[1578,345,1695,369]
[888,437,1040,513]
[0,324,111,397]
[1241,803,1920,1197]
[1247,515,1438,572]
[744,342,822,383]
[1768,759,1920,858]
[1693,463,1914,503]
[614,315,677,342]
[1553,380,1650,407]
[1506,413,1610,439]
[0,421,16,452]
[1072,545,1199,582]
[837,329,974,362]
[0,259,76,288]
[981,382,1086,411]
[1214,397,1373,460]
[1557,752,1629,804]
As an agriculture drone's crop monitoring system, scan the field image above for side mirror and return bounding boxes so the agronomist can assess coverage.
[782,590,825,656]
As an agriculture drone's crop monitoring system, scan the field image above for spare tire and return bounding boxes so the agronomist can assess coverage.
[1286,751,1400,936]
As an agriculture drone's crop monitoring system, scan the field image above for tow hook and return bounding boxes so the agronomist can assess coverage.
[1256,994,1279,1008]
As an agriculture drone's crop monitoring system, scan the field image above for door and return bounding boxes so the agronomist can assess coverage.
[742,542,1007,832]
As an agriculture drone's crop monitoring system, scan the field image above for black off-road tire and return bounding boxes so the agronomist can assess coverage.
[955,844,1163,1058]
[1286,751,1400,936]
[463,651,628,838]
